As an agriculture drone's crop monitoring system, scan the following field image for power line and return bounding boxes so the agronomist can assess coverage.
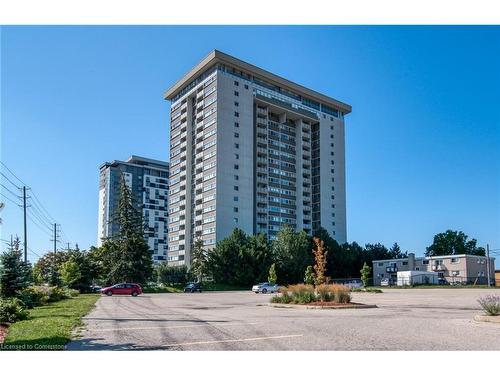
[29,191,56,224]
[0,172,22,190]
[0,193,22,207]
[26,214,53,237]
[27,206,53,232]
[28,196,54,225]
[0,183,22,200]
[0,161,28,187]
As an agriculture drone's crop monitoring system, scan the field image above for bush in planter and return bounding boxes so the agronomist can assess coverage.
[315,284,351,303]
[271,287,293,304]
[478,295,500,316]
[0,297,29,324]
[288,284,316,304]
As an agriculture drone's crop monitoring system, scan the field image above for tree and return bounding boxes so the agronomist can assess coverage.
[425,230,485,257]
[205,228,254,286]
[360,262,371,288]
[312,237,327,286]
[388,242,407,259]
[60,260,82,289]
[99,174,153,284]
[0,236,32,297]
[155,264,189,285]
[33,251,70,286]
[191,237,207,283]
[268,263,277,285]
[272,226,313,285]
[304,265,314,285]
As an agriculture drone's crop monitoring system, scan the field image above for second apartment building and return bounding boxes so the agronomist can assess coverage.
[164,50,352,266]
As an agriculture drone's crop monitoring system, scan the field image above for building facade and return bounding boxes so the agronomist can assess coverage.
[163,50,351,266]
[97,155,169,262]
[372,253,496,286]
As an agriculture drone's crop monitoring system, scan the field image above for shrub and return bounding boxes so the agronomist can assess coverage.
[315,284,334,302]
[288,284,316,304]
[16,286,50,308]
[63,288,80,298]
[316,284,351,303]
[352,287,383,293]
[48,286,69,302]
[271,287,293,304]
[0,297,29,324]
[478,295,500,316]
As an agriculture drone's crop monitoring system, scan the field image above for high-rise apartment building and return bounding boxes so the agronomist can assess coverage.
[164,50,351,266]
[97,155,169,262]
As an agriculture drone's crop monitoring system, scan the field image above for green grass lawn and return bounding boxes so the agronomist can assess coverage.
[1,294,99,351]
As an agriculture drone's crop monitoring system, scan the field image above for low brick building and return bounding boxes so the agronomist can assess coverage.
[372,253,495,286]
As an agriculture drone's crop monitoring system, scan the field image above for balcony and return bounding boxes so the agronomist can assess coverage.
[386,267,397,273]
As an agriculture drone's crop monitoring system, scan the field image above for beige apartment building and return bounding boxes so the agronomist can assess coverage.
[372,253,496,286]
[164,50,351,266]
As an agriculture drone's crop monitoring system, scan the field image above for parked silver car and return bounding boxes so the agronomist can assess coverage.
[252,282,280,294]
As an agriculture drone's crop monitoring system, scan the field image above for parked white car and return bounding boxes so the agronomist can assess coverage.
[252,282,280,294]
[380,278,390,286]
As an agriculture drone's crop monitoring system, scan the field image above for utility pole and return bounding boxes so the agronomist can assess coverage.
[23,186,28,263]
[53,223,57,254]
[486,244,491,287]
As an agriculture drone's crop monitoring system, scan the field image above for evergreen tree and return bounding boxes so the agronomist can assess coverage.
[388,242,407,259]
[268,263,277,285]
[304,265,314,285]
[360,262,371,288]
[101,173,153,284]
[191,237,207,283]
[0,236,32,297]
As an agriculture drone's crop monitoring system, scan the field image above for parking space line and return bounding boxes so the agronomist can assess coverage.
[156,334,304,348]
[88,322,258,332]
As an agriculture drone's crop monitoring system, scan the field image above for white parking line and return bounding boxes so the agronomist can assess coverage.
[89,322,258,332]
[156,334,304,348]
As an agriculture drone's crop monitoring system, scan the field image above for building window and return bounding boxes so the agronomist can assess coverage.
[234,81,239,86]
[235,143,239,149]
[234,196,239,202]
[422,260,429,265]
[234,91,239,96]
[234,132,239,138]
[244,84,248,89]
[234,175,239,180]
[233,207,238,212]
[234,101,239,107]
[235,153,239,159]
[452,271,460,276]
[451,258,459,263]
[234,112,239,117]
[235,122,239,127]
[416,267,420,271]
[234,164,239,170]
[234,186,239,191]
[402,261,408,265]
[234,217,239,223]
[378,262,384,267]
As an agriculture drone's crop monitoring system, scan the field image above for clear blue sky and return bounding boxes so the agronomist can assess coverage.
[1,26,499,264]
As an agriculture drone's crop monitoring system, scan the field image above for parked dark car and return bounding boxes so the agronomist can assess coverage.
[90,285,102,293]
[184,282,202,293]
[101,283,142,296]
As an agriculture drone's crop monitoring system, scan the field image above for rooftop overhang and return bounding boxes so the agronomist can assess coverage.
[164,49,352,115]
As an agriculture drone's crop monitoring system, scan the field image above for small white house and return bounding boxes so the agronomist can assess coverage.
[397,271,439,286]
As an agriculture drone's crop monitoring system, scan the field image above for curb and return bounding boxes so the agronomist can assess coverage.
[474,314,500,323]
[266,303,378,310]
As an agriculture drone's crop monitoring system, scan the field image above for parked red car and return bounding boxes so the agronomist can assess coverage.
[101,283,142,297]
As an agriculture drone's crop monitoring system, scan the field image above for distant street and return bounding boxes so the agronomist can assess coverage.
[67,289,500,350]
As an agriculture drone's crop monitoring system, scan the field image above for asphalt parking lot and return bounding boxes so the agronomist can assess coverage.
[67,288,500,350]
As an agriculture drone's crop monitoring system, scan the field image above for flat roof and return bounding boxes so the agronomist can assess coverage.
[164,49,352,114]
[372,254,495,263]
[99,155,169,170]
